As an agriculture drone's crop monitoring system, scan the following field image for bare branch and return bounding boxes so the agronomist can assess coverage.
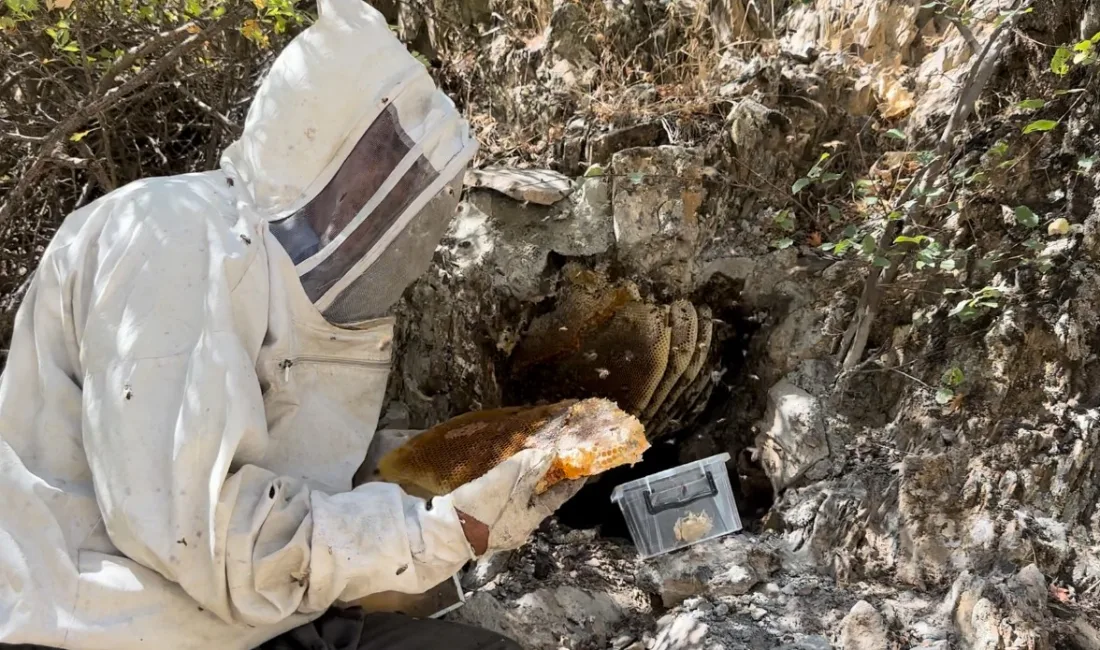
[0,7,247,231]
[941,7,983,54]
[95,20,200,95]
[173,80,238,135]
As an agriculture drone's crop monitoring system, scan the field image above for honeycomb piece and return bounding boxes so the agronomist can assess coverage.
[511,266,638,373]
[650,305,714,438]
[641,300,698,422]
[377,398,649,497]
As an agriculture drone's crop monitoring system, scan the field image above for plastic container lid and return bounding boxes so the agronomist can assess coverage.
[610,452,731,503]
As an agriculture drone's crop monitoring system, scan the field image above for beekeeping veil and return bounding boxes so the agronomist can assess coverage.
[221,0,476,324]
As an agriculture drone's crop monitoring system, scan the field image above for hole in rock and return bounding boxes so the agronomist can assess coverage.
[555,282,775,541]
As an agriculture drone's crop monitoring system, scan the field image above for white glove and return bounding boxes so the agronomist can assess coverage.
[449,448,585,555]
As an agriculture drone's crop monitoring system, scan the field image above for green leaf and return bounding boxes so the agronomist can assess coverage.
[887,210,904,221]
[863,196,880,205]
[1014,205,1039,228]
[949,298,978,321]
[842,225,858,239]
[1051,46,1073,75]
[772,237,794,250]
[583,164,605,177]
[987,140,1009,159]
[773,209,796,232]
[827,205,842,222]
[894,235,929,245]
[792,177,812,194]
[69,130,90,142]
[873,256,891,267]
[942,367,965,388]
[860,234,877,256]
[820,172,843,183]
[886,128,906,140]
[935,387,955,405]
[834,239,853,254]
[1016,99,1046,110]
[939,258,957,272]
[1023,120,1059,134]
[1079,156,1097,172]
[1054,88,1086,96]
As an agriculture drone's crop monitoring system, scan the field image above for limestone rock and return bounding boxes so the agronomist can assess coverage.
[452,586,625,650]
[756,380,831,493]
[611,146,705,290]
[636,536,777,607]
[838,601,889,650]
[461,180,614,301]
[588,122,665,165]
[947,565,1051,650]
[652,612,709,650]
[465,166,575,206]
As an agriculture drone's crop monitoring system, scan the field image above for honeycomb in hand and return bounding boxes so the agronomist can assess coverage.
[376,398,649,497]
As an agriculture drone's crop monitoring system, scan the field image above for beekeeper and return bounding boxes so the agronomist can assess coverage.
[0,1,581,649]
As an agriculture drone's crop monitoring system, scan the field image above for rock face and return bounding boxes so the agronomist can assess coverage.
[610,146,706,292]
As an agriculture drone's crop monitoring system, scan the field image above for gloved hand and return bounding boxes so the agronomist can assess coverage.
[449,448,585,556]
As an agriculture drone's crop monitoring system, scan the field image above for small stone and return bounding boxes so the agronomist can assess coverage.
[714,603,730,618]
[749,606,767,621]
[610,635,635,650]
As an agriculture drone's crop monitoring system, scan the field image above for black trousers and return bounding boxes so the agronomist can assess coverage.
[259,608,520,650]
[2,607,521,650]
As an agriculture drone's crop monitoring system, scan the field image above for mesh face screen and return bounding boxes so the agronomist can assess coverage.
[377,398,648,497]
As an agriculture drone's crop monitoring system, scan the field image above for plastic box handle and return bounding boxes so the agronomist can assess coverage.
[643,470,718,515]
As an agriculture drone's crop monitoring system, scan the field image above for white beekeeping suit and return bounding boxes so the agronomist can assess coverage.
[0,1,569,648]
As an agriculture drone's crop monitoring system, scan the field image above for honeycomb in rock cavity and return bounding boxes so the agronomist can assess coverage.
[377,398,649,497]
[641,300,698,421]
[649,304,714,439]
[510,265,639,373]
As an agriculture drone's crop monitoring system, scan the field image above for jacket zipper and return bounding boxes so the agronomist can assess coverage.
[280,356,390,382]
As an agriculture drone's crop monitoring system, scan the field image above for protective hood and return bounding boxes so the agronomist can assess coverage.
[220,0,476,323]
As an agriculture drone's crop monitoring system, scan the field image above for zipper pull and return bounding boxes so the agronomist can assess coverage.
[280,359,293,382]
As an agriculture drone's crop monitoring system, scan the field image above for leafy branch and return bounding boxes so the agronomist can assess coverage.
[836,0,1032,371]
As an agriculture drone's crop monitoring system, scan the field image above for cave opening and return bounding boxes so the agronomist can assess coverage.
[554,278,774,542]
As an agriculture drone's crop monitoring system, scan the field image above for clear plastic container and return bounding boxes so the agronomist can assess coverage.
[610,453,742,558]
